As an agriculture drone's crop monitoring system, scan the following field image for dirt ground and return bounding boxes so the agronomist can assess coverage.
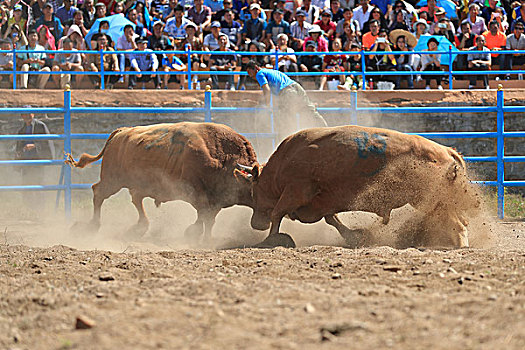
[0,198,524,350]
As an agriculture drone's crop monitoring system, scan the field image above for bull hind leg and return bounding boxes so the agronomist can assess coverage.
[324,214,364,247]
[87,181,122,231]
[127,190,149,239]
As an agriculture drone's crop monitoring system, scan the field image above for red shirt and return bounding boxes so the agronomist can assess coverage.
[314,20,336,41]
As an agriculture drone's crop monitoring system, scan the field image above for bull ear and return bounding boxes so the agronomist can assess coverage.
[251,163,261,181]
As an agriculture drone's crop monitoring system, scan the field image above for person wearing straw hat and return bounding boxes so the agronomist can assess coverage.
[392,33,415,89]
[246,61,327,142]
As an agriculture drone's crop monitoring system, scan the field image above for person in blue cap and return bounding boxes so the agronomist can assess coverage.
[246,61,327,141]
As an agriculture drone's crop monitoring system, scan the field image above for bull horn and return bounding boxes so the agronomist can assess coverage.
[236,163,254,172]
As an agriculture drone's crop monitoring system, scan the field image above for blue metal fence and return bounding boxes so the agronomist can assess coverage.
[2,47,525,90]
[0,87,524,220]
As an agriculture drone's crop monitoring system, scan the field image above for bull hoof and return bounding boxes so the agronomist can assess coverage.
[254,233,296,248]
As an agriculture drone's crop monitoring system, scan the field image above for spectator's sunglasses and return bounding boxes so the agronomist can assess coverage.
[516,26,525,31]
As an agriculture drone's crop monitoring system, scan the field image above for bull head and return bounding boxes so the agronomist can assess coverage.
[235,163,261,181]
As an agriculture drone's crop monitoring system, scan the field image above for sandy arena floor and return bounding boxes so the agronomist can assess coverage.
[0,199,523,350]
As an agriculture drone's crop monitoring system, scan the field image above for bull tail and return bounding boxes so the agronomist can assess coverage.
[65,129,122,169]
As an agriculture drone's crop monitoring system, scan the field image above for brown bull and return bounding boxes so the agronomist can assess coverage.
[66,122,257,241]
[236,125,479,248]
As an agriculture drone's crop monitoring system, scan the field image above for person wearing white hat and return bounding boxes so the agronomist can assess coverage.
[302,24,328,51]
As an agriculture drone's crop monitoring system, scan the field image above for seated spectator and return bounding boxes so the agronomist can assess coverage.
[433,18,455,44]
[300,0,321,24]
[340,22,358,50]
[52,38,84,88]
[335,7,360,39]
[4,23,28,48]
[366,29,396,84]
[329,0,344,23]
[71,10,89,37]
[353,0,373,30]
[338,42,363,90]
[150,0,170,21]
[467,36,491,89]
[0,39,14,85]
[37,25,56,67]
[162,0,179,21]
[116,24,138,81]
[162,44,188,89]
[315,9,336,42]
[87,34,119,88]
[362,19,379,50]
[188,0,212,33]
[463,4,487,36]
[392,33,415,89]
[302,24,329,51]
[58,25,87,51]
[113,1,126,15]
[127,8,147,37]
[17,29,51,89]
[504,22,525,79]
[91,20,114,49]
[220,9,242,49]
[6,5,27,35]
[128,37,161,89]
[420,37,443,90]
[413,19,429,41]
[239,0,267,23]
[455,21,477,75]
[483,20,506,70]
[361,6,387,34]
[388,0,416,29]
[240,3,266,44]
[273,0,294,23]
[148,20,172,63]
[209,34,236,89]
[481,0,506,27]
[181,22,205,75]
[213,0,238,22]
[164,5,194,42]
[319,38,346,90]
[237,41,268,90]
[429,8,454,35]
[34,2,64,42]
[418,0,444,23]
[290,10,313,51]
[511,4,525,32]
[94,3,107,21]
[388,10,409,32]
[131,2,151,33]
[82,0,96,29]
[31,0,48,27]
[298,39,323,88]
[204,21,228,51]
[270,33,298,72]
[265,9,291,45]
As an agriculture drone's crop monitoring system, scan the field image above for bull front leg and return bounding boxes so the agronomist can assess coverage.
[324,214,364,247]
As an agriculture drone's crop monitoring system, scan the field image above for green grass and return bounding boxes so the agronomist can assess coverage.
[484,189,525,218]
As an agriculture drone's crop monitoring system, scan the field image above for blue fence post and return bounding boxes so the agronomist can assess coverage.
[63,86,72,221]
[448,45,453,90]
[274,49,279,70]
[360,50,367,91]
[496,85,505,219]
[350,86,358,124]
[12,46,17,89]
[186,44,192,90]
[99,48,105,90]
[204,85,212,122]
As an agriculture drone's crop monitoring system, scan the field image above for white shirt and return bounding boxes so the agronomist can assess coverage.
[290,21,313,40]
[353,5,373,29]
[164,17,193,39]
[311,0,329,9]
[270,47,296,68]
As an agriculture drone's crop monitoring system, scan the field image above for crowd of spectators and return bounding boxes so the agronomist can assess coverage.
[0,0,525,90]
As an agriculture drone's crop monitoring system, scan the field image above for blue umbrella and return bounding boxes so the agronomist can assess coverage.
[414,35,459,65]
[416,0,458,19]
[85,15,136,49]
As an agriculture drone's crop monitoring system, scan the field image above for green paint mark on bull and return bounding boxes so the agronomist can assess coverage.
[354,132,387,176]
